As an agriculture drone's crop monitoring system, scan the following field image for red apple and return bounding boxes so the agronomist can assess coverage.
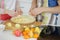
[1,14,11,21]
[13,29,22,37]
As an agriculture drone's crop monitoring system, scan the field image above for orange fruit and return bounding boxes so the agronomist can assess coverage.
[31,28,35,32]
[22,31,27,35]
[33,34,39,38]
[25,27,30,33]
[24,35,30,39]
[25,30,30,33]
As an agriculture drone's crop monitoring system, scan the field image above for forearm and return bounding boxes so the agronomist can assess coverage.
[44,6,60,14]
[31,0,37,9]
[15,0,20,10]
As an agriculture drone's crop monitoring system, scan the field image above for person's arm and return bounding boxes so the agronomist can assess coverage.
[42,6,60,13]
[30,0,60,16]
[42,0,60,13]
[30,0,37,11]
[15,0,20,10]
[58,0,60,5]
[30,6,60,16]
[15,0,22,15]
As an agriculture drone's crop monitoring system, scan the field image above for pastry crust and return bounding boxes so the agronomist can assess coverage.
[11,15,35,24]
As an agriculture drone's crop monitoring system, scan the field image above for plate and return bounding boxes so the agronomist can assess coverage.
[11,15,35,24]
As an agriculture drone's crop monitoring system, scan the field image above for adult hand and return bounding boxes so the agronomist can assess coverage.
[30,7,45,16]
[16,8,23,15]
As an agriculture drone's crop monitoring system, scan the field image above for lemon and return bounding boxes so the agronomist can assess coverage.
[35,27,40,34]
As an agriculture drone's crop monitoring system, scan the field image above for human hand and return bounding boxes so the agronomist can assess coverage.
[4,9,16,17]
[16,8,23,15]
[30,7,45,16]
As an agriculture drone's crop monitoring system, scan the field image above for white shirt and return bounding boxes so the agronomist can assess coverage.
[18,0,32,15]
[4,0,16,11]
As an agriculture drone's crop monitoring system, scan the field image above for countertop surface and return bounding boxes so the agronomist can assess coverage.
[0,29,60,40]
[0,31,37,40]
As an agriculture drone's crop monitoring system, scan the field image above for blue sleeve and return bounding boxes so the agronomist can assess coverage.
[48,0,58,7]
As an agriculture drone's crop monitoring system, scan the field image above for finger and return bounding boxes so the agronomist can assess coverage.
[31,12,37,17]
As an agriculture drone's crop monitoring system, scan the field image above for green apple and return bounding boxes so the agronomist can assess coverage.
[15,24,21,29]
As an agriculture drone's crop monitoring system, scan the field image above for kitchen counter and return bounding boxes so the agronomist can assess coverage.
[0,31,60,40]
[0,31,37,40]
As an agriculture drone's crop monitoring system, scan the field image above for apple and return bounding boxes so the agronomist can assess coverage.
[13,29,22,37]
[15,24,21,29]
[1,14,11,21]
